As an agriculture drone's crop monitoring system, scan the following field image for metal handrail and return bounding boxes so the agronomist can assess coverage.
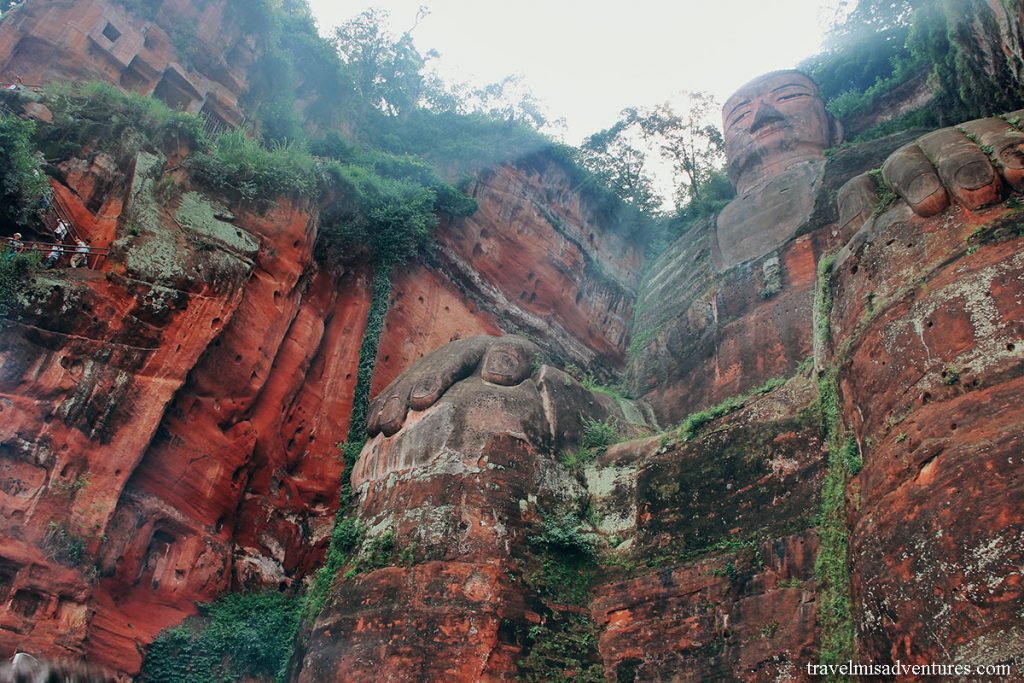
[0,82,44,93]
[41,194,85,246]
[5,239,109,269]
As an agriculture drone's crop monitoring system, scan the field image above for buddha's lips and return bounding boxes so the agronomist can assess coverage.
[751,121,790,140]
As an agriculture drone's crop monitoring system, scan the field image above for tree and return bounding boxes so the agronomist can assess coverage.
[802,0,929,105]
[578,121,660,214]
[421,73,557,133]
[0,115,50,226]
[626,94,725,208]
[576,93,726,216]
[333,7,430,118]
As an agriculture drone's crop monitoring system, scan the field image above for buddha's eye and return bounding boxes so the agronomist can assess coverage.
[730,111,750,127]
[777,92,810,102]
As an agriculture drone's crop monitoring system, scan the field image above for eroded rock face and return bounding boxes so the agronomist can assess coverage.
[826,122,1024,667]
[298,339,826,682]
[589,377,825,682]
[430,159,645,379]
[0,139,649,678]
[0,0,254,127]
[293,337,655,682]
[793,109,1024,673]
[0,167,259,667]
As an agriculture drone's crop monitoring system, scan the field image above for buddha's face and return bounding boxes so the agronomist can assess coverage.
[723,71,838,194]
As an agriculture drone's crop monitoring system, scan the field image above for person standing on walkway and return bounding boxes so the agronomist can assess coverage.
[70,238,89,268]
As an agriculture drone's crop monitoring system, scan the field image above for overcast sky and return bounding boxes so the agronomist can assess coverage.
[306,0,844,144]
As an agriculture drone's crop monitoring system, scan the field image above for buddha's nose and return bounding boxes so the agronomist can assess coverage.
[750,102,785,132]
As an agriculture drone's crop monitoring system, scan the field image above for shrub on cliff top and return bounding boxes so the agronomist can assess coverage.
[39,81,204,161]
[187,128,319,205]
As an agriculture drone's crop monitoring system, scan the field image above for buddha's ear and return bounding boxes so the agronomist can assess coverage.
[829,113,844,147]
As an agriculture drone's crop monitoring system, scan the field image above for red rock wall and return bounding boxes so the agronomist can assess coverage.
[371,154,646,396]
[430,160,644,379]
[827,201,1024,668]
[0,138,378,674]
[86,227,371,674]
[0,144,648,679]
[370,263,502,396]
[628,220,826,425]
[0,0,253,124]
[589,376,826,682]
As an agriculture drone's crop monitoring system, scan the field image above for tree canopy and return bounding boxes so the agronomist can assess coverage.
[577,93,729,222]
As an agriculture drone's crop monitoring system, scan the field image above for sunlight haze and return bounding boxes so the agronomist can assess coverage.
[307,0,844,144]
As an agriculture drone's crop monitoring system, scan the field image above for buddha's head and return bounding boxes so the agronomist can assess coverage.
[722,70,841,194]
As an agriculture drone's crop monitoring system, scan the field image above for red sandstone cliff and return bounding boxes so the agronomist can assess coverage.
[0,0,1023,681]
[0,58,647,677]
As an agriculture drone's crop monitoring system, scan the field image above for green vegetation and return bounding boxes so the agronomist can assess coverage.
[300,517,364,624]
[760,260,783,299]
[803,0,1024,141]
[817,368,841,439]
[187,129,318,206]
[580,416,621,452]
[0,114,49,226]
[315,149,474,267]
[517,613,604,683]
[559,446,597,469]
[0,248,40,316]
[39,81,204,162]
[348,265,391,443]
[33,79,475,269]
[140,592,301,683]
[815,441,858,668]
[814,370,858,671]
[815,252,836,345]
[564,364,630,401]
[42,521,88,567]
[672,376,787,443]
[708,560,739,584]
[560,415,624,468]
[867,168,898,218]
[803,0,925,111]
[941,365,960,385]
[577,95,734,245]
[53,472,92,495]
[579,373,629,400]
[518,509,604,682]
[532,510,597,562]
[760,620,780,639]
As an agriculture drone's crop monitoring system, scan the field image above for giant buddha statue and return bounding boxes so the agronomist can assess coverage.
[715,70,843,269]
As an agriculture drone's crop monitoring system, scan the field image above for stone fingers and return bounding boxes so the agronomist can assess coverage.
[480,336,540,386]
[959,117,1024,191]
[916,127,1002,211]
[407,336,491,410]
[837,173,879,242]
[366,335,540,438]
[366,379,412,437]
[882,143,949,217]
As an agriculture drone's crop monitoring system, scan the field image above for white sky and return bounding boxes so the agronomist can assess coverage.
[306,0,844,145]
